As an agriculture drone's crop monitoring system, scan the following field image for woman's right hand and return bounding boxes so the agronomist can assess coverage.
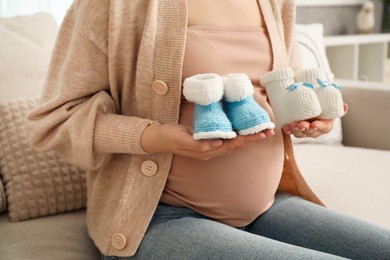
[141,123,274,161]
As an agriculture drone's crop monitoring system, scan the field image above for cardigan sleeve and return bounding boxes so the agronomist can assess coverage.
[26,3,153,171]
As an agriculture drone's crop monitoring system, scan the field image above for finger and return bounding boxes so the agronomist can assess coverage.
[303,127,326,138]
[263,129,276,137]
[302,121,322,136]
[289,121,299,130]
[281,122,297,134]
[208,139,224,148]
[174,124,226,152]
[287,121,307,133]
[236,132,266,144]
[220,132,265,151]
[282,125,291,134]
[286,121,309,136]
[295,121,311,132]
[301,127,317,136]
[283,121,307,135]
[291,128,306,138]
[176,138,224,160]
[191,139,224,152]
[192,129,275,159]
[310,119,334,134]
[343,103,348,115]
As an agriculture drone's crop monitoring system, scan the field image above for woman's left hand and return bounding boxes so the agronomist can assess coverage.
[282,103,348,138]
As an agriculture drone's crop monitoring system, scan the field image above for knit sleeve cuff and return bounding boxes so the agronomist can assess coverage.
[93,114,156,155]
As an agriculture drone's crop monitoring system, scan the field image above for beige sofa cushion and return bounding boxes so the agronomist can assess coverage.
[0,12,57,98]
[0,210,100,260]
[294,144,390,229]
[0,97,87,221]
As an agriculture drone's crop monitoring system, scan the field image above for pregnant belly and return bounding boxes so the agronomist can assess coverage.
[161,128,284,227]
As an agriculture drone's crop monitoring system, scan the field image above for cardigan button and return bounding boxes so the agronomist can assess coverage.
[152,80,168,95]
[112,233,126,250]
[141,160,158,176]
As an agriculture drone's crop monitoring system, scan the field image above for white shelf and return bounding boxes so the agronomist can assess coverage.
[324,34,390,83]
[296,0,367,6]
[325,34,390,46]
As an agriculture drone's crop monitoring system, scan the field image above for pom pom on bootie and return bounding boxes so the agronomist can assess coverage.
[222,73,275,135]
[183,73,237,140]
[260,67,322,128]
[295,68,344,119]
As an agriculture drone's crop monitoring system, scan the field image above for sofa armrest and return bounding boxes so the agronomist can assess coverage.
[338,80,390,151]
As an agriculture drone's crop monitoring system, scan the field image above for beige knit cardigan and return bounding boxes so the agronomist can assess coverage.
[27,0,323,257]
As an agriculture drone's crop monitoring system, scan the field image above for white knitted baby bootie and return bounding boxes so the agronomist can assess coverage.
[260,67,322,128]
[222,73,274,135]
[183,73,237,140]
[295,68,344,119]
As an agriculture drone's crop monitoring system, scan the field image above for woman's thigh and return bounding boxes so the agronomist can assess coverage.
[247,193,390,260]
[102,204,344,260]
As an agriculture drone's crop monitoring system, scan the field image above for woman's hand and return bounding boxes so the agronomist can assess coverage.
[282,103,348,138]
[141,123,274,160]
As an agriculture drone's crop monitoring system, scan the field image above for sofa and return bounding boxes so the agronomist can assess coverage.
[0,13,389,260]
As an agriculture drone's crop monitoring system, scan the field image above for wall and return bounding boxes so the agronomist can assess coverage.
[297,1,384,36]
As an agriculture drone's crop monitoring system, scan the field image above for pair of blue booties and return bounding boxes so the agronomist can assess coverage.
[183,73,275,140]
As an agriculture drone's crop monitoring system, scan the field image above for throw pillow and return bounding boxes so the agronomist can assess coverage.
[294,23,343,145]
[295,23,334,81]
[0,97,87,222]
[0,12,57,99]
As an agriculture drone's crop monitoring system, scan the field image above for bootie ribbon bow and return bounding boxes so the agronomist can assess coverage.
[316,79,342,90]
[286,82,315,91]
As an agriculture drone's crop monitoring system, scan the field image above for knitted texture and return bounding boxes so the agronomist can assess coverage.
[223,73,274,135]
[223,97,275,135]
[0,98,87,221]
[260,67,322,128]
[183,73,236,140]
[193,102,237,140]
[295,68,344,119]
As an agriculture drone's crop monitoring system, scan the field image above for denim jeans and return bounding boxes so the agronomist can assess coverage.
[102,192,390,259]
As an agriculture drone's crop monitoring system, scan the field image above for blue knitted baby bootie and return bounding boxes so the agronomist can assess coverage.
[183,73,237,140]
[193,102,237,140]
[222,73,275,135]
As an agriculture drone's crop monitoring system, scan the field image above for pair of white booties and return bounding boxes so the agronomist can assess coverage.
[183,73,275,140]
[260,67,345,128]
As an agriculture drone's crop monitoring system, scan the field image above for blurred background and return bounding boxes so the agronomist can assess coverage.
[296,0,385,35]
[0,0,73,25]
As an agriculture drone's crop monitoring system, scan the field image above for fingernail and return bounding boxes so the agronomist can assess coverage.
[209,139,222,148]
[299,128,306,132]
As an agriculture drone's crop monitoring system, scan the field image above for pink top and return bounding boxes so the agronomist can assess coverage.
[160,25,284,227]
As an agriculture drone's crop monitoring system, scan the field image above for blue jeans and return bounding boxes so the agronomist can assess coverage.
[102,193,390,259]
